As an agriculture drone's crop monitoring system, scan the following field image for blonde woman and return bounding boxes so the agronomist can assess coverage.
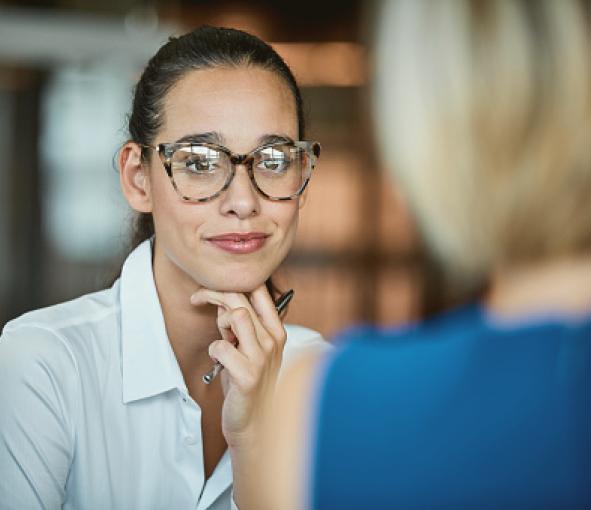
[258,1,591,508]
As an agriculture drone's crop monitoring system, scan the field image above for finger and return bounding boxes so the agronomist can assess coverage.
[249,286,289,355]
[249,285,286,339]
[191,288,269,342]
[191,288,286,356]
[217,306,272,363]
[208,338,258,392]
[240,285,287,353]
[191,289,253,317]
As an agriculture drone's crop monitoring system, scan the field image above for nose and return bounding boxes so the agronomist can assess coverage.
[219,164,260,218]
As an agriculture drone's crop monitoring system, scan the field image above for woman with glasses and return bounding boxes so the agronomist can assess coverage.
[257,0,591,509]
[0,26,327,510]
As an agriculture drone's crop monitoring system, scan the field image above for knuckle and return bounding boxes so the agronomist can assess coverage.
[216,312,230,328]
[259,333,275,352]
[277,328,287,345]
[233,307,251,322]
[213,340,232,356]
[263,330,286,354]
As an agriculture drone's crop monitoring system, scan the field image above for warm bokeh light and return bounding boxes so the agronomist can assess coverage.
[273,42,368,87]
[294,152,365,253]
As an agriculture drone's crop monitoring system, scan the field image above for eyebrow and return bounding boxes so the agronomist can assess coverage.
[259,134,295,146]
[173,132,295,149]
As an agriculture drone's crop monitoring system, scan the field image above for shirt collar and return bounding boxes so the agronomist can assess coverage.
[120,239,187,404]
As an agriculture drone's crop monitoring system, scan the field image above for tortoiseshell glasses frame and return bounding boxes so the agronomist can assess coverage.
[139,140,321,202]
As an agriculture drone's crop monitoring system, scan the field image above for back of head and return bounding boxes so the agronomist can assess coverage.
[373,0,591,288]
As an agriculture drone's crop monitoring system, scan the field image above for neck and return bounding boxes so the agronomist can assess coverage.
[151,245,221,392]
[150,240,228,478]
[485,255,591,320]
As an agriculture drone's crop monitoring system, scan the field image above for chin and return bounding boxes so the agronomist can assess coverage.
[192,259,281,294]
[202,274,270,295]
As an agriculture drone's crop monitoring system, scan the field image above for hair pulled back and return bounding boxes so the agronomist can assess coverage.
[129,26,304,150]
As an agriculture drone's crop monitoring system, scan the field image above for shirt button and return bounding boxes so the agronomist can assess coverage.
[185,435,197,445]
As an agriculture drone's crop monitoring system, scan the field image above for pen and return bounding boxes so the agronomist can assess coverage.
[202,289,295,384]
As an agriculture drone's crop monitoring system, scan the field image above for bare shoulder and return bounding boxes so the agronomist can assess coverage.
[256,349,330,510]
[278,346,326,396]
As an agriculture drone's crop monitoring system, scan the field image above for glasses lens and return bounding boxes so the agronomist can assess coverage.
[170,145,230,200]
[253,145,310,199]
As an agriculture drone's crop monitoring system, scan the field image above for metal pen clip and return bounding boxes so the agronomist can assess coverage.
[202,289,294,384]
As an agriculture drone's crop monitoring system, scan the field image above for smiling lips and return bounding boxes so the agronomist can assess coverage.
[207,232,269,254]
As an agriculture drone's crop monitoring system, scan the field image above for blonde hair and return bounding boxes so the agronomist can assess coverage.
[374,0,591,287]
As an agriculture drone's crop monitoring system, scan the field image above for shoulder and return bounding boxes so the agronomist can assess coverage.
[258,348,327,510]
[284,323,327,349]
[282,324,332,374]
[331,302,482,356]
[0,315,84,447]
[3,285,119,336]
[0,321,80,390]
[2,285,120,352]
[0,285,120,389]
[315,303,484,400]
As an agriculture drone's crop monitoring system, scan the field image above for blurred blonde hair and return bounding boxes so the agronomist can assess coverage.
[374,0,591,287]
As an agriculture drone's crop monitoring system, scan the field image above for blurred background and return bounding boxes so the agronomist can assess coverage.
[0,0,458,340]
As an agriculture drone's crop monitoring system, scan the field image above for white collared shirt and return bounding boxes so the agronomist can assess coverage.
[0,240,327,510]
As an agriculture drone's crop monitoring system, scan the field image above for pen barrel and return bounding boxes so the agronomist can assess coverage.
[203,362,223,384]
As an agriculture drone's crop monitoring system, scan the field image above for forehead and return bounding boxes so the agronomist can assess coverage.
[160,66,298,148]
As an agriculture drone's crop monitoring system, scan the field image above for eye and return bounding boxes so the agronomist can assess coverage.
[184,156,218,174]
[173,146,223,176]
[256,147,293,175]
[259,158,289,173]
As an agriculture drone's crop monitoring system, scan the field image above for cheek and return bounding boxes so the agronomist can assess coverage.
[148,173,192,229]
[276,202,300,240]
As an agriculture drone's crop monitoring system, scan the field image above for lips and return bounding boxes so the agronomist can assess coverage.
[206,232,269,254]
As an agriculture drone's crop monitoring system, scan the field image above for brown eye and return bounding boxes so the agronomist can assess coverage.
[257,147,292,175]
[184,157,216,173]
[259,158,289,173]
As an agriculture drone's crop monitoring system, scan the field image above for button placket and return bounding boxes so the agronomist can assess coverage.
[178,391,203,448]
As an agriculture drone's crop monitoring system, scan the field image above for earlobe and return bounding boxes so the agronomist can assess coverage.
[119,142,152,213]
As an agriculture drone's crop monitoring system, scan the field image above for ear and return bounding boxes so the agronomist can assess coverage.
[119,142,152,213]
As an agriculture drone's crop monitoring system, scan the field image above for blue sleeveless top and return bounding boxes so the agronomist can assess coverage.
[312,304,591,509]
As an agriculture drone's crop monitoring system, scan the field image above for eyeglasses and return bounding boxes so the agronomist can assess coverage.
[139,141,321,202]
